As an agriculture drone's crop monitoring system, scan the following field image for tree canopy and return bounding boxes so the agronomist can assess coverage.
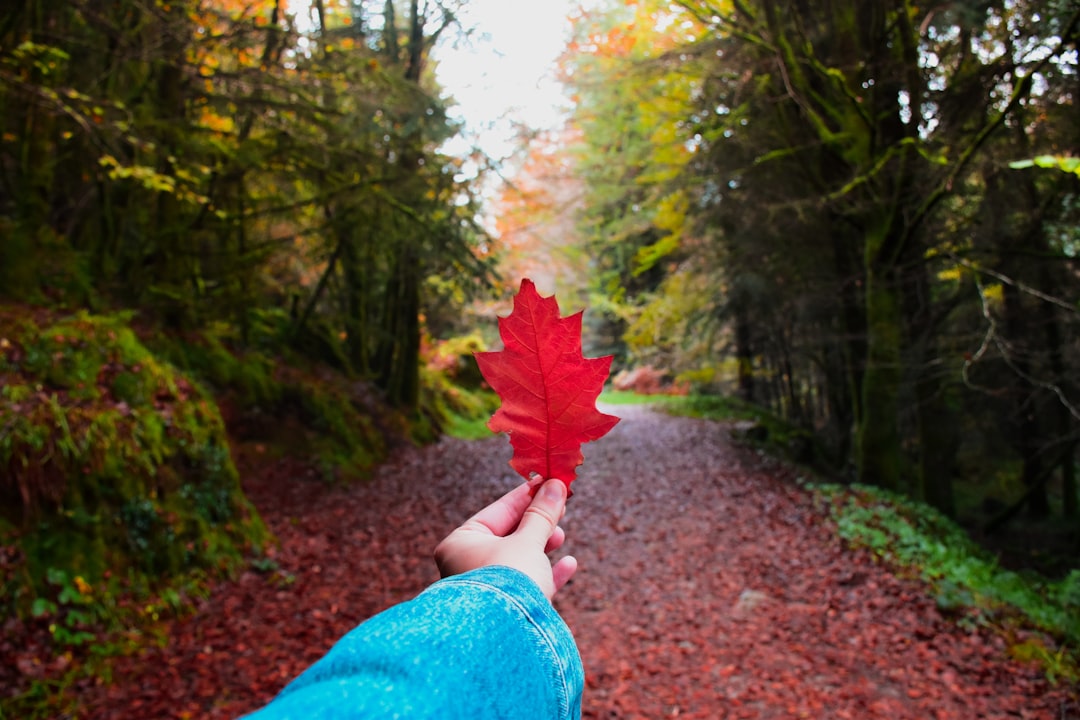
[555,0,1079,522]
[0,0,494,409]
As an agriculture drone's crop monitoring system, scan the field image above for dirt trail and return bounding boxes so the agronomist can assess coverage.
[76,404,1074,719]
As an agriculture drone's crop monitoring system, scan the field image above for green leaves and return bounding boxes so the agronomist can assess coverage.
[818,483,1080,655]
[7,41,70,75]
[1009,155,1080,177]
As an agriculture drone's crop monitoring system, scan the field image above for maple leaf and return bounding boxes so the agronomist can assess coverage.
[475,279,619,491]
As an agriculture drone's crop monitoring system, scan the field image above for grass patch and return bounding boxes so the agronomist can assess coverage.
[812,481,1080,684]
[661,393,762,421]
[421,362,500,442]
[598,389,680,406]
[444,412,496,441]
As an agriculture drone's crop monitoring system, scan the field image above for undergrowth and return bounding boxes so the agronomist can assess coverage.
[661,393,828,468]
[0,305,403,718]
[421,332,500,441]
[0,309,268,599]
[153,310,405,481]
[812,484,1080,683]
[422,366,499,441]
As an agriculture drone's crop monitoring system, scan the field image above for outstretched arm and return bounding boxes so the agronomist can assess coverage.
[242,479,584,720]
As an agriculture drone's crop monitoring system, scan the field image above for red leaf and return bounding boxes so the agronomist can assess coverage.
[475,279,619,490]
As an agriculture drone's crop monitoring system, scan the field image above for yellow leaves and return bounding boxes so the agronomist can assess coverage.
[98,154,170,191]
[632,191,687,277]
[9,41,70,76]
[97,155,210,206]
[981,283,1003,303]
[322,37,359,54]
[199,110,234,134]
[633,234,679,277]
[653,190,687,235]
[623,268,703,350]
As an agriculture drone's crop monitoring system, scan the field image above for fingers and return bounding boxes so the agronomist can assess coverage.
[436,478,577,596]
[544,525,566,554]
[464,482,535,537]
[551,555,578,595]
[516,478,567,547]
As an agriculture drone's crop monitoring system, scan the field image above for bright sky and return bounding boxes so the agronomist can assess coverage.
[435,0,583,164]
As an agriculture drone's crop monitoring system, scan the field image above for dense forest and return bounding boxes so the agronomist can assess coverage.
[502,0,1078,530]
[1,0,1078,714]
[1,0,497,588]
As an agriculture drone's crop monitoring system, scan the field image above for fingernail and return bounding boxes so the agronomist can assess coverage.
[541,479,566,501]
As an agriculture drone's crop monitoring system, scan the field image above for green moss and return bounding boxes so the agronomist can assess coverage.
[154,327,281,409]
[421,364,501,441]
[152,319,400,484]
[0,308,267,609]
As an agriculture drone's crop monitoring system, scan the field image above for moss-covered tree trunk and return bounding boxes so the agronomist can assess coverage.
[856,241,904,491]
[1043,301,1076,519]
[831,222,867,462]
[340,217,371,377]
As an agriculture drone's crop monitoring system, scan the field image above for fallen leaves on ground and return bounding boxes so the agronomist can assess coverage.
[50,406,1080,717]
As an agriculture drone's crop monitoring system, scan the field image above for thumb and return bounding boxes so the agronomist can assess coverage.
[515,478,567,546]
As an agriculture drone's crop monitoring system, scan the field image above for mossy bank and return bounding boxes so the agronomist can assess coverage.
[0,307,268,611]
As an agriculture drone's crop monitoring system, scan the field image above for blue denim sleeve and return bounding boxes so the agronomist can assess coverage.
[241,566,583,720]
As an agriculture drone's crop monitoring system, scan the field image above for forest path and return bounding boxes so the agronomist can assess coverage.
[77,404,1072,719]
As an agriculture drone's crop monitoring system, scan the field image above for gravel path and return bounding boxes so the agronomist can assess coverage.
[74,404,1075,719]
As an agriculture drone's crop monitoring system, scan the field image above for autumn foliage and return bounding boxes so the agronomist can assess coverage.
[475,279,619,490]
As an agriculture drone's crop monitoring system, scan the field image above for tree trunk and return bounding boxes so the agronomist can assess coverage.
[1000,280,1051,519]
[149,0,197,328]
[2,1,58,298]
[734,306,754,402]
[1038,240,1076,519]
[856,227,903,491]
[341,223,370,377]
[375,244,420,409]
[902,256,956,514]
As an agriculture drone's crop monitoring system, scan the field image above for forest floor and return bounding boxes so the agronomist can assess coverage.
[61,405,1080,718]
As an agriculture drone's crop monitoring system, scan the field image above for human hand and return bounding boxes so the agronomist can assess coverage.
[434,479,578,600]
